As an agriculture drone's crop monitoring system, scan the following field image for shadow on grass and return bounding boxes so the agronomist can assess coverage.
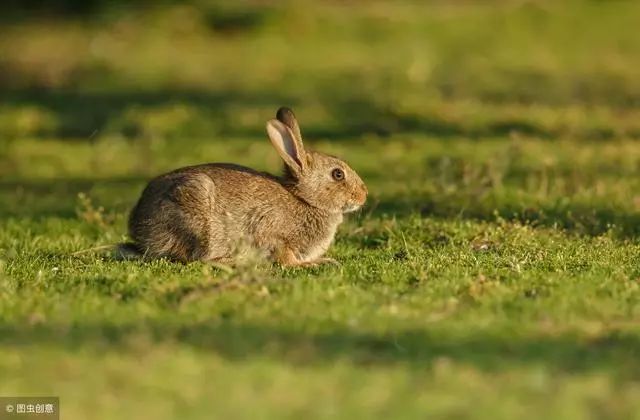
[0,321,638,376]
[1,88,294,139]
[4,87,634,141]
[369,194,640,239]
[316,96,557,140]
[0,176,146,218]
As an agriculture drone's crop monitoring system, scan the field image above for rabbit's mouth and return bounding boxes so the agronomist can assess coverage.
[342,203,362,213]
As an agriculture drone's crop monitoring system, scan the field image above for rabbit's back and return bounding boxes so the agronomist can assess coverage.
[128,163,298,262]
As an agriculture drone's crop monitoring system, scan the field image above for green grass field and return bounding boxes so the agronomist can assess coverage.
[2,1,640,418]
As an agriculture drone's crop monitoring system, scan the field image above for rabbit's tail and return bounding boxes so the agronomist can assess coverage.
[115,242,143,260]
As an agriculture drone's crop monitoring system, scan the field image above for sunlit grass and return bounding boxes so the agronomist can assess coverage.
[2,1,640,419]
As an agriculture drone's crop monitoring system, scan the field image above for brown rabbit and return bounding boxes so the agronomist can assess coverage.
[119,107,368,266]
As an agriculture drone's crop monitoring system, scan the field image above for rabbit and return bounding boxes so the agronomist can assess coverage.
[118,107,368,266]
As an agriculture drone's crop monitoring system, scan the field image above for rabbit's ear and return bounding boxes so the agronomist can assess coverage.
[266,119,307,175]
[276,107,303,144]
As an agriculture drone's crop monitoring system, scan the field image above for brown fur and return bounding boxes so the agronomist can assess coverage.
[123,107,367,266]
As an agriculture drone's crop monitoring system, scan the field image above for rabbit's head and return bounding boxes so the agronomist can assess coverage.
[266,107,368,214]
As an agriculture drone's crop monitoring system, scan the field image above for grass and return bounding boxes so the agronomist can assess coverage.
[2,1,640,419]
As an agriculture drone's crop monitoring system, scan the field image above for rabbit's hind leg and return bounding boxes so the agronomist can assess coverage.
[162,173,220,262]
[274,248,339,268]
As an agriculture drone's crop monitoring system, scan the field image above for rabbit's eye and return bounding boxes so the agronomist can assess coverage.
[331,168,345,181]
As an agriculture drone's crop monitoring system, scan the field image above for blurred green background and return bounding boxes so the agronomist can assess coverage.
[3,0,640,226]
[2,1,640,419]
[3,0,640,143]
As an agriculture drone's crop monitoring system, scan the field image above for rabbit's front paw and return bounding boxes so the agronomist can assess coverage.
[297,257,340,268]
[313,257,340,266]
